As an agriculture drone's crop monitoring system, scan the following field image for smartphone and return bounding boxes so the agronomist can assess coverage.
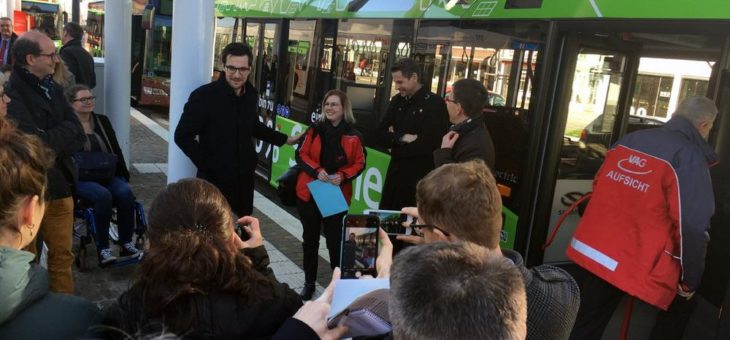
[363,209,415,236]
[340,214,380,279]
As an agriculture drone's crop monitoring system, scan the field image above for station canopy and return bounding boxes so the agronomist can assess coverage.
[214,0,729,20]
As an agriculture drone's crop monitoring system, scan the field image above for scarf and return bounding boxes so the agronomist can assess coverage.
[315,120,348,173]
[16,65,54,101]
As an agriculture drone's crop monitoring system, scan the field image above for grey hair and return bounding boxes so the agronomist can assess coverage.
[674,96,718,126]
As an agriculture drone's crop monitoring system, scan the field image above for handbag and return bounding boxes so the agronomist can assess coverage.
[73,151,118,182]
[277,164,300,207]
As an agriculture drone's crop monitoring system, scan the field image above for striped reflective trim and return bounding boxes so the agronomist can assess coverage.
[571,238,618,271]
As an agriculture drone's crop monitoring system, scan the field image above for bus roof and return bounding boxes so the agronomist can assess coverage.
[214,0,730,20]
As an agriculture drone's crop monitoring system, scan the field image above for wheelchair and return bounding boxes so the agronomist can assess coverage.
[72,197,147,271]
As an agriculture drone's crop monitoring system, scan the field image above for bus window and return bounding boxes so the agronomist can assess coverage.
[632,57,713,119]
[286,20,317,101]
[334,19,394,133]
[559,51,626,181]
[214,17,240,73]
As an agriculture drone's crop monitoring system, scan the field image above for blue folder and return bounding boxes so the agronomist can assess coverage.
[307,180,349,217]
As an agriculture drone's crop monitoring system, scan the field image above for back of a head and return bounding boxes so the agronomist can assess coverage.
[0,117,54,228]
[141,178,271,331]
[63,22,84,40]
[452,78,488,118]
[389,242,527,340]
[673,96,718,126]
[416,160,502,248]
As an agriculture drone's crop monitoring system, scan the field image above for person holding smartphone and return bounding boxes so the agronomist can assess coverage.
[295,90,366,300]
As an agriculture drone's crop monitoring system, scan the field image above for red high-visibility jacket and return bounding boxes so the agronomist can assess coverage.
[567,116,717,310]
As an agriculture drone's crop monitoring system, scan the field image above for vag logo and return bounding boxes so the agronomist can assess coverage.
[617,154,653,175]
[628,155,647,167]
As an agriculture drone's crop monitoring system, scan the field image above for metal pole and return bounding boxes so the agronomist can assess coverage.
[167,0,215,183]
[103,0,132,168]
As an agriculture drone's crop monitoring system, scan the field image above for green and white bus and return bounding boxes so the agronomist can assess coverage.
[212,2,730,336]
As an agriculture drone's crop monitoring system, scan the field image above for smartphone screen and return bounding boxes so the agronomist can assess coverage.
[364,209,415,236]
[340,215,379,279]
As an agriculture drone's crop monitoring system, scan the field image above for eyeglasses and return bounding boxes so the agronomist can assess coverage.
[36,52,58,59]
[73,96,96,103]
[411,223,450,237]
[225,65,251,74]
[444,97,458,104]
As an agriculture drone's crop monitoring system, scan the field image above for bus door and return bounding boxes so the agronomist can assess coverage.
[243,20,285,177]
[543,39,639,264]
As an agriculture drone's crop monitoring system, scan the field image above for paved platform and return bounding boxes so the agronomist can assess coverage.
[73,108,332,309]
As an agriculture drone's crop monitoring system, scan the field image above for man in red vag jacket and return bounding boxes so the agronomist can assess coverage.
[568,96,719,340]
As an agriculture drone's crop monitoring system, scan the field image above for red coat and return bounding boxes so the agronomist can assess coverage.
[567,116,717,310]
[295,124,366,204]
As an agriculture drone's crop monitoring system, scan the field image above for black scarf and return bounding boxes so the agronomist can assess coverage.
[15,65,54,101]
[316,120,348,173]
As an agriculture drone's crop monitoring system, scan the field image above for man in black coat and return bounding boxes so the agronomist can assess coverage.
[175,43,299,217]
[59,22,96,88]
[0,17,17,66]
[435,78,495,169]
[6,31,85,294]
[377,58,449,210]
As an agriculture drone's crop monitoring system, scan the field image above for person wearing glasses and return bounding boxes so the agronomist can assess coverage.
[175,43,302,218]
[435,78,495,170]
[66,84,140,265]
[6,30,85,294]
[388,160,580,340]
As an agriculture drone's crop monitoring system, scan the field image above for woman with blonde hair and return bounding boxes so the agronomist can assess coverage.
[295,89,366,299]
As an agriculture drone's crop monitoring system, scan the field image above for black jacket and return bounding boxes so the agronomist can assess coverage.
[175,76,287,216]
[6,67,85,199]
[503,249,580,340]
[0,32,17,65]
[87,112,131,181]
[377,86,449,209]
[103,246,303,339]
[59,39,96,88]
[433,115,495,170]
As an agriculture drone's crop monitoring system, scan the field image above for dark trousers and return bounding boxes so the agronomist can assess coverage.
[76,177,135,250]
[571,268,697,340]
[297,199,344,283]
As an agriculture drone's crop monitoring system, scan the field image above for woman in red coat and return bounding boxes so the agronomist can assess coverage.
[295,90,366,299]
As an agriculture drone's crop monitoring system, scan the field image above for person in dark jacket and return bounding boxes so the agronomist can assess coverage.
[103,178,303,339]
[568,96,719,340]
[377,58,449,210]
[6,31,85,294]
[175,42,300,217]
[67,84,140,265]
[0,17,17,67]
[392,161,580,340]
[435,78,495,170]
[0,117,101,338]
[59,22,96,88]
[296,90,366,300]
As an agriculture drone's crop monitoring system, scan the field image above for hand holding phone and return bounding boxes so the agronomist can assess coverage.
[235,216,263,248]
